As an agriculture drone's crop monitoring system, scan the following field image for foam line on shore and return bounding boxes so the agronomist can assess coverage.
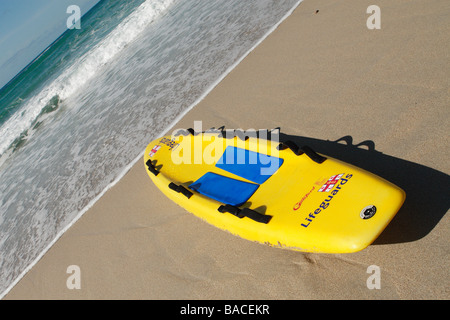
[0,0,303,300]
[166,0,304,133]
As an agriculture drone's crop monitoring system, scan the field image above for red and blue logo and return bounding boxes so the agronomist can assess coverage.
[318,174,344,192]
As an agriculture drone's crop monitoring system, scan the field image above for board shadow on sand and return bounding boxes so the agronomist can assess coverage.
[278,132,450,246]
[174,126,449,246]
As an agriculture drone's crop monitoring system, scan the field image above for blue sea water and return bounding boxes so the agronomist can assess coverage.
[0,0,301,296]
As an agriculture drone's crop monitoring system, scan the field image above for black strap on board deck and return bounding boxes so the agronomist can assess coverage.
[146,159,160,176]
[169,182,193,199]
[218,204,272,224]
[277,141,327,164]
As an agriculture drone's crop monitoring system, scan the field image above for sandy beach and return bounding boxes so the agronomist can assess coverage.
[4,0,449,300]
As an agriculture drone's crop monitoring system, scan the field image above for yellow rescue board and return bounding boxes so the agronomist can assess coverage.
[143,130,405,253]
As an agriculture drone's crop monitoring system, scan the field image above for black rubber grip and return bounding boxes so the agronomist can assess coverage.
[218,204,272,224]
[169,182,193,199]
[277,141,327,164]
[146,159,159,176]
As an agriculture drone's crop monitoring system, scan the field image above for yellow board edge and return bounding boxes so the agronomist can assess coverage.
[143,131,406,253]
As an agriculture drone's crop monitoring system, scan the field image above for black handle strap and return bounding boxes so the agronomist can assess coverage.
[175,128,198,136]
[174,128,196,136]
[169,182,193,199]
[277,140,302,155]
[218,204,245,218]
[277,141,327,164]
[218,204,272,224]
[300,145,327,164]
[146,159,160,176]
[174,127,249,141]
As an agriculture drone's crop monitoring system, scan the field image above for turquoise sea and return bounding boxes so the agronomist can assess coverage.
[0,0,301,296]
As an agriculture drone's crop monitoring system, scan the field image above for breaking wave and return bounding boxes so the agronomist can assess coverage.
[0,0,175,158]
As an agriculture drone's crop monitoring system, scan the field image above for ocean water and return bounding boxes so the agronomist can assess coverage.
[0,0,301,296]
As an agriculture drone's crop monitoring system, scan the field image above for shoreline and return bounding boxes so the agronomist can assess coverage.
[4,0,449,299]
[0,0,304,300]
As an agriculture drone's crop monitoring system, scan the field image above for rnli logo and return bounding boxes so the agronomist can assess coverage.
[301,174,353,228]
[318,174,344,192]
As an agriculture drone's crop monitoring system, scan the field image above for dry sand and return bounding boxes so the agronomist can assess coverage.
[4,0,449,299]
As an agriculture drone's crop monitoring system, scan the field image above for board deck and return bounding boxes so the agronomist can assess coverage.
[143,130,405,253]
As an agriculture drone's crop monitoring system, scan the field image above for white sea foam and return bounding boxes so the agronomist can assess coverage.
[0,0,174,157]
[0,0,303,299]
